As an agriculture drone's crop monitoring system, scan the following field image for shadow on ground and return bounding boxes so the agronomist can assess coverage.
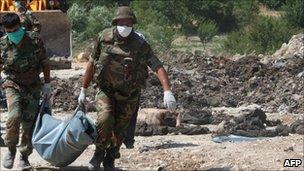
[36,166,124,171]
[139,141,198,152]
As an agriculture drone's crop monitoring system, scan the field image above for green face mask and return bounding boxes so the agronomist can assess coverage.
[7,27,25,45]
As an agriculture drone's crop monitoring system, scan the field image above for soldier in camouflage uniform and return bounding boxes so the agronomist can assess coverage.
[78,6,177,170]
[0,13,51,170]
[15,1,41,32]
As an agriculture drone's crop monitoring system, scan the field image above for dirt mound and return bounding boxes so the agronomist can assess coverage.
[140,51,303,114]
[215,108,289,137]
[52,52,303,116]
[51,75,96,111]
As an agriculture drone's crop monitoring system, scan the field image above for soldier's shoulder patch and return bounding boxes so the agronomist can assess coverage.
[0,35,7,42]
[0,36,9,47]
[100,28,114,43]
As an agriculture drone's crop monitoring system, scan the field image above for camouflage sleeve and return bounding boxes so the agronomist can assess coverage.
[142,42,163,72]
[0,48,3,72]
[35,36,49,67]
[89,36,102,63]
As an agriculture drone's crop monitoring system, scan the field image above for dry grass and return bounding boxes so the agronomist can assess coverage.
[259,5,283,18]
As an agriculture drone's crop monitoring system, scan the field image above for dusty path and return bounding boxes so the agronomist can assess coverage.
[0,134,303,170]
[0,111,303,171]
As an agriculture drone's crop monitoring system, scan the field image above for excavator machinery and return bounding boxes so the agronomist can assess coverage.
[0,0,71,58]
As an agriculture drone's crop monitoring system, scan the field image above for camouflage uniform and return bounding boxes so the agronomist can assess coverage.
[91,27,163,153]
[19,11,41,32]
[0,31,48,156]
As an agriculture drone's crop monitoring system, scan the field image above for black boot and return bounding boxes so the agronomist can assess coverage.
[2,147,16,169]
[103,156,115,171]
[19,154,32,171]
[103,148,119,170]
[88,147,105,170]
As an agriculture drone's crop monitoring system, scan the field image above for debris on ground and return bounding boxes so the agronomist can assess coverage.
[52,50,304,115]
[135,123,210,136]
[290,119,304,135]
[214,108,290,137]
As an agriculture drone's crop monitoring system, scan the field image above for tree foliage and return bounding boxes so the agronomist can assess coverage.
[283,0,304,28]
[225,16,300,54]
[198,20,218,44]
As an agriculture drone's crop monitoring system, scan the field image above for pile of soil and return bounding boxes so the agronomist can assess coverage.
[140,53,304,115]
[51,75,96,111]
[214,108,303,137]
[51,53,303,115]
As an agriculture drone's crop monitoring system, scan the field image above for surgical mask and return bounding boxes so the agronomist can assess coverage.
[7,27,25,45]
[117,26,132,38]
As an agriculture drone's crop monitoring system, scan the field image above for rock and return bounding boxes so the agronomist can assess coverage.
[284,146,294,152]
[297,71,304,78]
[290,119,304,135]
[272,33,304,59]
[77,52,90,62]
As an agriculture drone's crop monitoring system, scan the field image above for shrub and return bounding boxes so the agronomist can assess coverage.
[224,29,252,54]
[68,4,87,34]
[132,4,177,50]
[68,4,114,41]
[225,16,299,54]
[198,20,218,44]
[84,6,114,40]
[258,0,286,10]
[282,0,304,28]
[233,0,259,28]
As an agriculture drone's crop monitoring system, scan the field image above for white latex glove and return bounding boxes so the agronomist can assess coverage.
[163,90,176,111]
[42,83,52,97]
[78,87,87,104]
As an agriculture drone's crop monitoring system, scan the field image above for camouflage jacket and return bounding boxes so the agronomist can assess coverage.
[91,27,163,98]
[19,11,41,32]
[0,31,49,90]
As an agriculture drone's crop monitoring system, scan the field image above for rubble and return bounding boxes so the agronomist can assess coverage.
[272,33,304,60]
[135,123,210,136]
[140,51,304,114]
[290,119,304,135]
[214,108,295,137]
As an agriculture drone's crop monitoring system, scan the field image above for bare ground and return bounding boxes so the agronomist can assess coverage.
[0,110,303,171]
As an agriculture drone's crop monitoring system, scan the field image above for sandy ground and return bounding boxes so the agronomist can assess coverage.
[0,110,303,171]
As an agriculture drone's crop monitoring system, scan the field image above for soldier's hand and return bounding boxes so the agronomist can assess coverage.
[163,90,176,111]
[78,87,87,105]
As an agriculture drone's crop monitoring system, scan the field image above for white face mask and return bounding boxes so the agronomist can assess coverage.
[117,26,132,37]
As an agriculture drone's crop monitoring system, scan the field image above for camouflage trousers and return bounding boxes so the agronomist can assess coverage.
[94,89,140,156]
[4,87,40,156]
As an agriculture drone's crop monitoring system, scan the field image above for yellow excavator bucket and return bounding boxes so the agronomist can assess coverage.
[0,0,72,58]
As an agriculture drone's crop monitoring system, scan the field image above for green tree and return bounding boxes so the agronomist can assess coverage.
[225,16,299,54]
[258,0,286,10]
[283,0,304,28]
